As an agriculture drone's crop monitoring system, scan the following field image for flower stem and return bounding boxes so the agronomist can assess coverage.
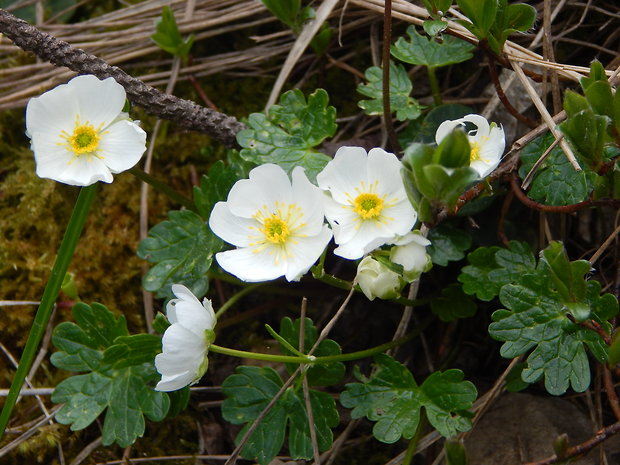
[427,66,442,106]
[402,412,425,465]
[209,316,431,365]
[0,184,98,439]
[129,167,197,212]
[215,283,263,319]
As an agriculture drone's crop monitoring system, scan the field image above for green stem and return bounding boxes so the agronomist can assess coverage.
[402,411,427,465]
[0,184,98,439]
[215,283,263,319]
[129,167,196,212]
[209,317,431,365]
[427,66,442,106]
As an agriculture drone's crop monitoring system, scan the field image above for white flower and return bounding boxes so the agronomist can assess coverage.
[209,164,333,282]
[316,146,418,260]
[389,232,432,282]
[356,256,404,301]
[435,114,505,178]
[26,74,146,186]
[155,284,216,392]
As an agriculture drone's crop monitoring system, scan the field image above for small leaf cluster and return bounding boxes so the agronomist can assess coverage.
[341,354,477,442]
[260,0,332,55]
[402,130,478,219]
[236,88,336,181]
[221,318,343,465]
[50,302,172,447]
[560,61,620,171]
[459,241,618,395]
[151,6,194,61]
[455,0,536,54]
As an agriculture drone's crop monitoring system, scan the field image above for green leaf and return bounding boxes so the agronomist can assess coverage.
[222,366,339,465]
[489,266,618,395]
[431,283,477,322]
[458,241,536,301]
[391,26,475,68]
[584,80,614,118]
[340,354,476,442]
[580,61,608,92]
[357,62,423,122]
[502,3,536,32]
[51,303,170,447]
[237,89,336,181]
[137,209,221,299]
[519,133,596,205]
[151,6,194,59]
[261,0,301,28]
[193,161,239,220]
[427,223,472,266]
[455,0,497,37]
[278,317,345,386]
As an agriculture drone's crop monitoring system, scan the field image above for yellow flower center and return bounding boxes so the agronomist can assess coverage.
[262,216,290,244]
[470,141,481,162]
[354,193,384,220]
[68,124,100,154]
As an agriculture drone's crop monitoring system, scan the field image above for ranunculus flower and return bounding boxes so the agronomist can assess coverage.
[155,284,216,392]
[389,232,432,282]
[435,114,505,178]
[316,146,418,260]
[209,164,333,282]
[26,74,146,186]
[356,256,404,301]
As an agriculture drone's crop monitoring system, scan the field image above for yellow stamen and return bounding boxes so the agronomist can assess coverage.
[68,124,100,154]
[470,141,481,162]
[354,193,384,220]
[262,216,290,244]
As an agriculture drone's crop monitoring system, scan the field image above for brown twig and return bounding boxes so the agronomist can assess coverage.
[603,366,620,422]
[0,8,245,147]
[382,0,402,154]
[524,420,620,465]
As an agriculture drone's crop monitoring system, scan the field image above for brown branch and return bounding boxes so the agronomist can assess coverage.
[524,421,620,465]
[382,0,402,154]
[603,366,620,422]
[0,9,245,148]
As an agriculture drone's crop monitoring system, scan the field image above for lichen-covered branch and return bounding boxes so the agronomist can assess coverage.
[0,9,245,148]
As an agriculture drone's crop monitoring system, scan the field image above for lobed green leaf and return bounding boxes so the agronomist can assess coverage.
[391,26,474,68]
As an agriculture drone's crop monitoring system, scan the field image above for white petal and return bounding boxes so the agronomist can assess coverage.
[227,164,292,218]
[44,152,113,186]
[215,247,288,282]
[316,146,369,205]
[71,75,126,128]
[382,199,418,235]
[325,208,361,245]
[161,323,204,355]
[155,350,200,376]
[209,202,259,247]
[461,114,490,139]
[97,120,146,173]
[366,148,405,198]
[26,82,79,140]
[435,120,464,144]
[284,226,333,281]
[291,166,327,236]
[174,299,215,337]
[333,221,392,259]
[155,369,197,392]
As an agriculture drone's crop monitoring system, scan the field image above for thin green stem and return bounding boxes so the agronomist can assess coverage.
[0,184,98,439]
[215,283,263,319]
[209,317,431,365]
[264,324,307,358]
[129,167,196,212]
[402,411,427,465]
[427,66,442,105]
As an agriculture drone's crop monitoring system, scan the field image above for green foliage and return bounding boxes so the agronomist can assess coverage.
[431,283,477,322]
[488,242,618,395]
[340,354,476,442]
[458,241,536,301]
[51,303,169,447]
[400,103,472,146]
[427,223,472,266]
[357,62,423,122]
[421,0,453,18]
[0,0,76,23]
[237,89,336,181]
[151,6,194,60]
[193,161,239,220]
[278,317,345,386]
[445,438,470,465]
[261,0,301,28]
[391,26,475,68]
[519,133,596,205]
[221,365,339,465]
[455,0,536,54]
[137,209,221,299]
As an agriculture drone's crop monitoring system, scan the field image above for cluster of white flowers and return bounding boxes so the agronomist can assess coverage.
[25,76,505,391]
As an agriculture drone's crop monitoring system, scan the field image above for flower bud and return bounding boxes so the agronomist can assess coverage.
[389,232,432,282]
[356,256,404,301]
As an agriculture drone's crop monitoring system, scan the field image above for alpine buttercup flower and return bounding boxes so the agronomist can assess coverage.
[435,114,505,178]
[316,146,418,259]
[389,232,432,282]
[155,284,216,391]
[26,74,146,186]
[209,163,333,282]
[356,256,404,301]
